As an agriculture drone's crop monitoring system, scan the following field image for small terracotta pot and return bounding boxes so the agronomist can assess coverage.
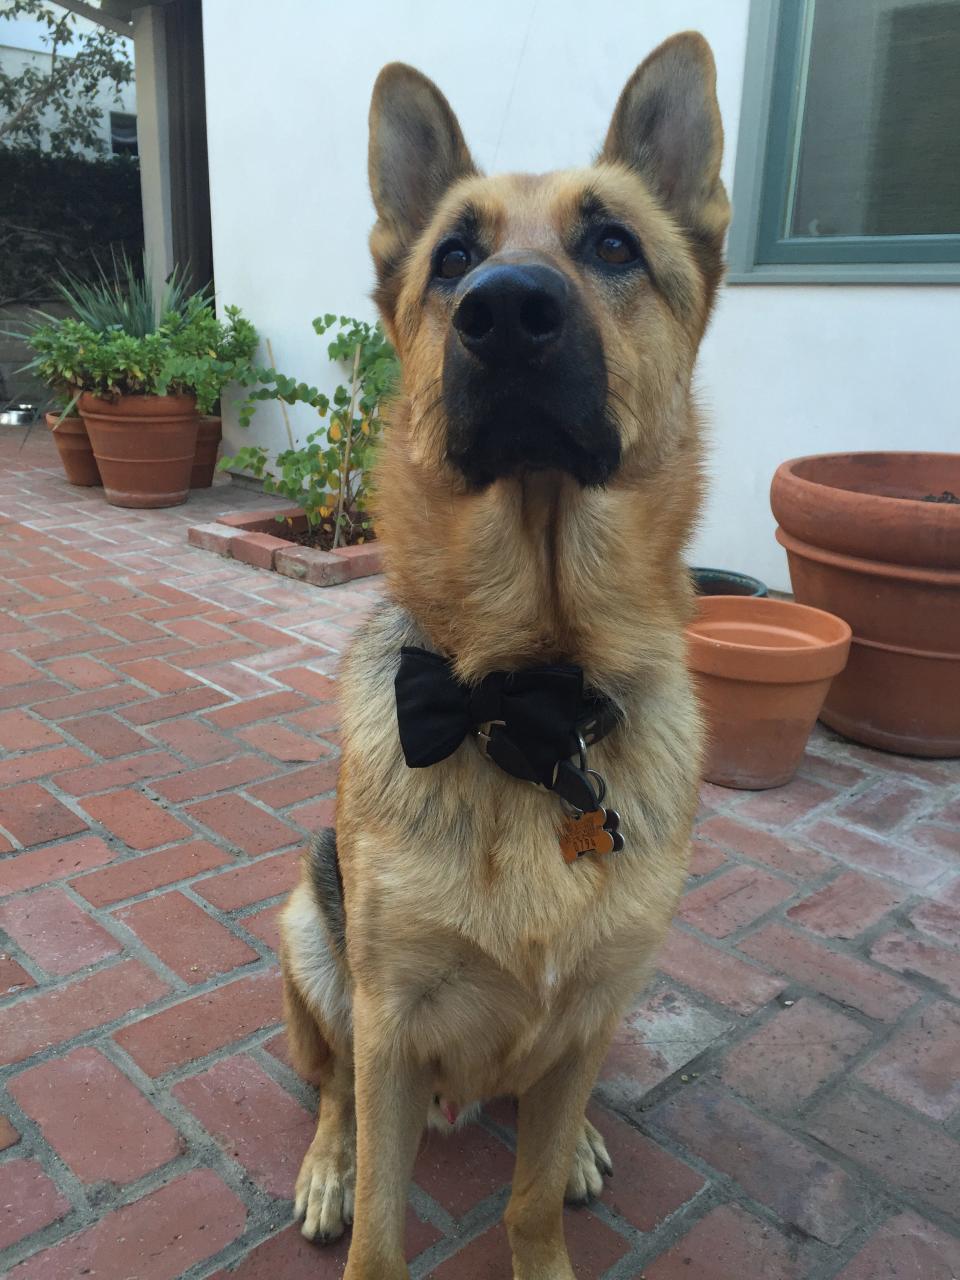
[191,415,222,489]
[687,596,851,790]
[771,453,960,757]
[79,394,199,509]
[46,412,102,487]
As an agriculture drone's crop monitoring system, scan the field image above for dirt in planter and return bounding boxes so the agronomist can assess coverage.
[283,522,376,553]
[920,490,960,505]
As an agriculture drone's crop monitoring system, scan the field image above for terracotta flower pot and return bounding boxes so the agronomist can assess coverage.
[191,415,222,489]
[771,453,960,757]
[687,596,851,790]
[79,394,199,509]
[46,412,101,487]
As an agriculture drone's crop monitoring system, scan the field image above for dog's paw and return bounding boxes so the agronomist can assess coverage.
[294,1143,356,1244]
[565,1118,613,1205]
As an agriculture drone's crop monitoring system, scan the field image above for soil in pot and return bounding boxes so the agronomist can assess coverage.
[771,452,960,757]
[191,415,222,489]
[80,394,199,509]
[687,596,851,790]
[46,413,101,487]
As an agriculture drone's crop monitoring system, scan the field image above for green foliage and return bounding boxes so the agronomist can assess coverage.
[220,315,399,547]
[18,291,259,415]
[0,1,134,157]
[0,146,142,307]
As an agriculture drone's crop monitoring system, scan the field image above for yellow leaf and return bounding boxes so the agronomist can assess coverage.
[329,422,342,442]
[319,506,331,518]
[360,419,370,436]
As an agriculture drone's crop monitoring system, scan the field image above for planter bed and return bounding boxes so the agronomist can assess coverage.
[188,505,383,586]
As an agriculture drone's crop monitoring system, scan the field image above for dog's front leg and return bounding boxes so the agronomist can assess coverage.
[506,1036,610,1280]
[344,990,432,1280]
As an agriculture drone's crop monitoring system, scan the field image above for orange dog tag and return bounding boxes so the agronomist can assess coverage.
[559,809,617,863]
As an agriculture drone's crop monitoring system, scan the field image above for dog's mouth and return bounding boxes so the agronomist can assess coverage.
[444,387,622,489]
[440,256,622,489]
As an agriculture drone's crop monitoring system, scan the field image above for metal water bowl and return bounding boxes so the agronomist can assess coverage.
[0,402,41,427]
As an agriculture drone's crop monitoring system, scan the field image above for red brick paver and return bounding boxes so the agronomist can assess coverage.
[1,432,958,1277]
[9,1169,246,1280]
[644,1203,808,1279]
[173,1054,313,1197]
[721,996,873,1112]
[0,885,120,975]
[0,1159,70,1251]
[8,1047,182,1184]
[835,1211,960,1279]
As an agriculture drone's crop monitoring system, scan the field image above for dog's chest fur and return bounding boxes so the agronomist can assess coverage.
[334,600,698,1085]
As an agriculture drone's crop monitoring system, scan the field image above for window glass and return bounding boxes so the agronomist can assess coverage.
[788,0,960,241]
[110,111,139,157]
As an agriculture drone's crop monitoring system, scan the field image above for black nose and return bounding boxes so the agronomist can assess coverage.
[452,263,567,365]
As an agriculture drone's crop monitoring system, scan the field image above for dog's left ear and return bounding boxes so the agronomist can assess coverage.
[369,64,476,317]
[601,32,728,248]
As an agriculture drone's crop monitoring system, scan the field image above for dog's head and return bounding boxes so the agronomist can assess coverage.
[368,33,728,490]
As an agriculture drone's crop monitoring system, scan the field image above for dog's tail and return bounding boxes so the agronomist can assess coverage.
[306,827,346,956]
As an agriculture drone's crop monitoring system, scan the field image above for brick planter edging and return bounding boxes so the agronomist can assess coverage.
[187,506,383,585]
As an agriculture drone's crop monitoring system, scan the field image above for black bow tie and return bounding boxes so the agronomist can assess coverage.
[394,647,620,804]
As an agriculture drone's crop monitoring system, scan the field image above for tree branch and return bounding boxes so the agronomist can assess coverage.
[0,79,50,140]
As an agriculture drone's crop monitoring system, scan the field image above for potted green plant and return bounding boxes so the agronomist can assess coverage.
[220,313,399,546]
[190,304,258,489]
[44,402,101,487]
[20,259,258,508]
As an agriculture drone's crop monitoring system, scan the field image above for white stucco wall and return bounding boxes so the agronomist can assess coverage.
[201,0,958,592]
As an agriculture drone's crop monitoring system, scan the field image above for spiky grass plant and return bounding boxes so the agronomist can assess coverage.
[51,250,197,337]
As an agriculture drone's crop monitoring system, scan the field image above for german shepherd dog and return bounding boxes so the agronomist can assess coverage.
[280,31,729,1280]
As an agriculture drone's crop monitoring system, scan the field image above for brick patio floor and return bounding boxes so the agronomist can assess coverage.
[1,426,959,1279]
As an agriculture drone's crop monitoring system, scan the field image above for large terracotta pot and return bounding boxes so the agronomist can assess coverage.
[191,415,222,488]
[687,596,851,789]
[771,453,960,758]
[79,394,199,509]
[46,412,101,487]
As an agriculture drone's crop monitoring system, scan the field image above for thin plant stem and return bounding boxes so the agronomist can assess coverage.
[333,344,362,550]
[265,338,295,450]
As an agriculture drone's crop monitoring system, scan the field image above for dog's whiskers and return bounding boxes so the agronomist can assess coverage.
[607,359,646,404]
[606,386,645,436]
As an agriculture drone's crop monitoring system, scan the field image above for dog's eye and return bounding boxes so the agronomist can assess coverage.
[595,226,640,267]
[435,239,472,280]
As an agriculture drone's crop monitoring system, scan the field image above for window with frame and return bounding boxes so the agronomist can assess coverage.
[728,0,960,282]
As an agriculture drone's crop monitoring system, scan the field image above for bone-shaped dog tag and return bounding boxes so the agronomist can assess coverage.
[559,807,624,864]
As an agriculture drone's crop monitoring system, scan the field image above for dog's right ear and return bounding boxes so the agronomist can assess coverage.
[369,64,476,313]
[600,33,727,249]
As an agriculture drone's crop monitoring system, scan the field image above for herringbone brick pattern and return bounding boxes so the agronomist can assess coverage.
[1,429,959,1279]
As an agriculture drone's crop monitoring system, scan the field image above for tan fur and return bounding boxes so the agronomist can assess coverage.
[280,31,729,1279]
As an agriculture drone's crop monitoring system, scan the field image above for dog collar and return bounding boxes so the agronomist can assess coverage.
[394,646,622,815]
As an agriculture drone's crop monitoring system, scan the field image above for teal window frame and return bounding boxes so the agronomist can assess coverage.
[727,0,960,284]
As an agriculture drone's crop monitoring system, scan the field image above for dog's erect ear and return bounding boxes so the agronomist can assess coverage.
[601,33,727,242]
[368,64,476,306]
